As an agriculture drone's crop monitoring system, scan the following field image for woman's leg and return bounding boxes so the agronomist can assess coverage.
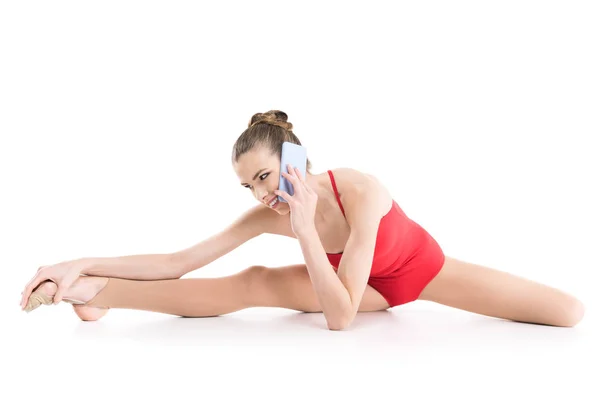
[418,256,586,327]
[78,267,261,317]
[28,264,391,324]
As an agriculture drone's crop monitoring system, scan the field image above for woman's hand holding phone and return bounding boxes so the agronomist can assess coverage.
[275,163,318,238]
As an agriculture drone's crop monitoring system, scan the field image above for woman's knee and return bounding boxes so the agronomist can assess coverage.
[560,296,585,327]
[240,264,321,311]
[244,265,269,281]
[240,265,270,304]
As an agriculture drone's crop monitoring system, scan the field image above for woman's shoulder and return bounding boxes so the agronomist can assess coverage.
[329,167,387,191]
[329,167,393,217]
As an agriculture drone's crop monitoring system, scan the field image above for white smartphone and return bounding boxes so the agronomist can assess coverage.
[277,141,308,203]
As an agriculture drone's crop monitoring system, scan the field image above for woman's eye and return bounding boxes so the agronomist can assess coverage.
[245,173,269,189]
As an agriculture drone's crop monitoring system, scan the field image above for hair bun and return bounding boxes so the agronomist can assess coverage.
[248,110,293,131]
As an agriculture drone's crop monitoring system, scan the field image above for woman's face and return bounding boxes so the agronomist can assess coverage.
[234,147,290,214]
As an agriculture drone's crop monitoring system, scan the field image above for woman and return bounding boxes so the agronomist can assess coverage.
[20,110,585,330]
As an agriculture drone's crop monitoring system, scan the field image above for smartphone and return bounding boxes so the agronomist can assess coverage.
[277,141,307,203]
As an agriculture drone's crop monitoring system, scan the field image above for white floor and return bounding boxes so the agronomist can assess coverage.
[7,298,598,400]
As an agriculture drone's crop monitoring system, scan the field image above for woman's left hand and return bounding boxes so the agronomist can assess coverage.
[275,164,318,238]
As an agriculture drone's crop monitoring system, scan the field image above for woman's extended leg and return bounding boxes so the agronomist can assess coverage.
[418,256,586,327]
[80,263,389,315]
[81,267,261,317]
[26,266,262,319]
[27,264,390,321]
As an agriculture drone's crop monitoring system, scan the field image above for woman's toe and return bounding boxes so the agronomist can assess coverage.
[24,281,58,312]
[38,280,58,297]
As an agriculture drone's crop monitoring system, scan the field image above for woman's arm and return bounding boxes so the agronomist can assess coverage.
[297,228,352,329]
[81,204,269,280]
[81,253,180,280]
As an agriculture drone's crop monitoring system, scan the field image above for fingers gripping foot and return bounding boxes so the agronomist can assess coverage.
[23,278,110,321]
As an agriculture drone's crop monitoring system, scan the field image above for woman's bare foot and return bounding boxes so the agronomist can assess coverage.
[69,276,110,321]
[26,277,110,321]
[72,303,109,322]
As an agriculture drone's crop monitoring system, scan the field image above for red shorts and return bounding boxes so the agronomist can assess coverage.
[367,225,445,307]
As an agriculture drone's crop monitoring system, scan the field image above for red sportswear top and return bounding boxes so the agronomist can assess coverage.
[325,170,426,277]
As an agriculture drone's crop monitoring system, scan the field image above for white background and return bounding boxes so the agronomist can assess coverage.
[1,1,598,399]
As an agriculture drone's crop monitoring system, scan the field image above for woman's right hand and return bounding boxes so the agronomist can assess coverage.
[20,258,90,310]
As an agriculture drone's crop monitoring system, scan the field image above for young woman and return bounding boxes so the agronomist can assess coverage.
[20,110,585,330]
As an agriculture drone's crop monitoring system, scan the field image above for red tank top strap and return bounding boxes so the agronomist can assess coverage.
[327,170,346,217]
